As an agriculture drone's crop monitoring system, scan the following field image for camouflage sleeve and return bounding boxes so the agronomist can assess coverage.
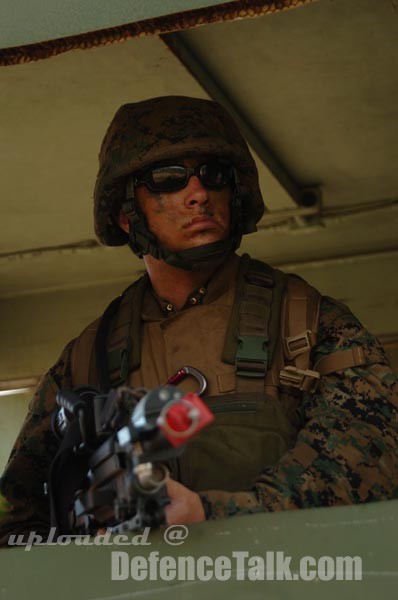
[200,296,398,519]
[0,340,75,546]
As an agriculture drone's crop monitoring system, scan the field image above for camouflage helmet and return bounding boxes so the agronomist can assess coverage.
[94,96,264,246]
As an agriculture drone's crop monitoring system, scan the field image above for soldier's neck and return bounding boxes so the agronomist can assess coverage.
[143,255,214,310]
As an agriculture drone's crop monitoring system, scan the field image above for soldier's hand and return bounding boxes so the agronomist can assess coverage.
[165,478,205,525]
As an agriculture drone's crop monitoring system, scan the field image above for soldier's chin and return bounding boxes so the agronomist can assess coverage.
[185,229,228,248]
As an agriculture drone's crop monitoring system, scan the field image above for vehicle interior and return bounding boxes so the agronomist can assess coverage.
[1,2,397,596]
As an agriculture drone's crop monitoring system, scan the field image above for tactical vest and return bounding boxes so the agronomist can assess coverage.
[70,255,365,492]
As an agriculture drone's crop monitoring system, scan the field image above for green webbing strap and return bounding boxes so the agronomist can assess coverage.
[222,255,287,378]
[236,261,273,378]
[222,254,251,365]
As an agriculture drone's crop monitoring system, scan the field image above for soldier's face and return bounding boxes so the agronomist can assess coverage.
[120,156,232,253]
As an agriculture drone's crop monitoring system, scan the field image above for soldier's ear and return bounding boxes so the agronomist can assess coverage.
[118,210,130,234]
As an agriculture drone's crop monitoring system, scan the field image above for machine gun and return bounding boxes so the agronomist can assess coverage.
[49,369,213,535]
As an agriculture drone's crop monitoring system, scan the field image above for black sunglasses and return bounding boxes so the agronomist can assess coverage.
[132,160,235,193]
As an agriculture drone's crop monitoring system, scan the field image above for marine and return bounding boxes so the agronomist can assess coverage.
[1,96,397,543]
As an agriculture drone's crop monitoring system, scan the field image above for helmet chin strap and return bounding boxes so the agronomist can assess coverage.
[126,219,241,271]
[153,237,240,272]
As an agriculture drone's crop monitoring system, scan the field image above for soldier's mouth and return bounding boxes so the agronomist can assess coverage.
[184,215,219,229]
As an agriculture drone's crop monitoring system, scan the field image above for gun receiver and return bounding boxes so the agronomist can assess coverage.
[50,379,213,535]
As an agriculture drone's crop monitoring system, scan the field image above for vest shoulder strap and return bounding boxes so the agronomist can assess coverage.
[277,275,322,393]
[277,275,366,393]
[70,275,148,392]
[222,255,287,378]
[70,318,100,389]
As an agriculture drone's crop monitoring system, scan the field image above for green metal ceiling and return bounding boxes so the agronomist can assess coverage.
[0,0,397,395]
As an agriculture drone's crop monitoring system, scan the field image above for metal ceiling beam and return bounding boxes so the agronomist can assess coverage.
[162,31,320,208]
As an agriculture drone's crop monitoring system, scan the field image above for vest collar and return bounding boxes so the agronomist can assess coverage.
[141,252,242,321]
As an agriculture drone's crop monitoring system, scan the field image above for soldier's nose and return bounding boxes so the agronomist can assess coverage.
[184,175,209,208]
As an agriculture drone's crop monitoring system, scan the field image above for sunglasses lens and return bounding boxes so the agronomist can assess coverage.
[149,166,188,192]
[200,162,232,189]
[139,161,234,192]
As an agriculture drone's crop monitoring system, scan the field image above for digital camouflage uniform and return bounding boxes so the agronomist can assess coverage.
[1,97,398,544]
